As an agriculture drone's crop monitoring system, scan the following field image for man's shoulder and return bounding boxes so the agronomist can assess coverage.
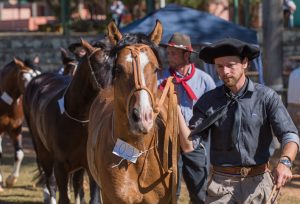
[251,81,278,100]
[194,67,213,80]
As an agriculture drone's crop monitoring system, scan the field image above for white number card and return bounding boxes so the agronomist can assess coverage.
[112,138,141,163]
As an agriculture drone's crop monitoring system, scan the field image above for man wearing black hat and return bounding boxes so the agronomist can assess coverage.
[177,38,299,203]
[158,33,216,203]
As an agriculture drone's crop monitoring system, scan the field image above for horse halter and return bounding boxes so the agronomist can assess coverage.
[65,62,78,76]
[125,44,158,120]
[87,47,103,89]
[58,47,103,123]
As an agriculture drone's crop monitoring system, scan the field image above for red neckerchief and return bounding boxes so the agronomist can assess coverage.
[159,64,197,100]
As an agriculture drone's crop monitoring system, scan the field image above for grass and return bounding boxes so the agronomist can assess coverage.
[1,134,300,203]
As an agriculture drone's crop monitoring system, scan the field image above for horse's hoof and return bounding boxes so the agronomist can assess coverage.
[5,175,17,187]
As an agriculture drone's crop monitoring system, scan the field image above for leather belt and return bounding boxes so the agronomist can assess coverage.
[213,163,269,177]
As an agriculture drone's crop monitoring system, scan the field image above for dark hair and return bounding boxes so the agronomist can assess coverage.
[109,32,161,78]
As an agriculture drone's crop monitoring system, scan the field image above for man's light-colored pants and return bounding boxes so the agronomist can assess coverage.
[205,172,276,204]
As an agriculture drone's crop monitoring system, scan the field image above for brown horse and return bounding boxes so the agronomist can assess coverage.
[0,58,40,191]
[23,40,110,204]
[87,21,179,204]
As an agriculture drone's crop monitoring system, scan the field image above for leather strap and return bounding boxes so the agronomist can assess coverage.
[213,163,269,177]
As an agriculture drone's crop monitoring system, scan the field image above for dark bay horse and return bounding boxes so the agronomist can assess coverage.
[0,58,40,191]
[87,21,179,203]
[23,40,110,204]
[60,48,78,76]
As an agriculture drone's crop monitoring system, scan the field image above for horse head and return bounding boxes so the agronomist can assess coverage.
[0,58,40,101]
[79,38,112,90]
[107,20,163,135]
[60,48,78,76]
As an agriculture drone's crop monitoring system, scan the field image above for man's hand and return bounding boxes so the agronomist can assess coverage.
[273,163,293,189]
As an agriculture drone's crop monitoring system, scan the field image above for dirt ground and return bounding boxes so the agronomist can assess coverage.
[1,128,300,204]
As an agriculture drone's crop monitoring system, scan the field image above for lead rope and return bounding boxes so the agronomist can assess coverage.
[124,45,178,204]
[265,174,300,204]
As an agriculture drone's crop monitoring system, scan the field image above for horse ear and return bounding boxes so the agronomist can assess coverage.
[60,48,69,64]
[61,48,68,58]
[107,21,123,46]
[149,20,163,45]
[13,57,26,70]
[80,38,96,54]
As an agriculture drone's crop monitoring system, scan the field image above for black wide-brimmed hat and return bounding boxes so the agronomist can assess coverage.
[160,33,197,53]
[199,38,260,64]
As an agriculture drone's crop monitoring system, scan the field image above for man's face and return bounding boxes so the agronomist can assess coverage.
[166,47,188,70]
[214,56,248,88]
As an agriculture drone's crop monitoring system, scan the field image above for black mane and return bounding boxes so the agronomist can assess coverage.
[88,42,112,88]
[111,33,162,66]
[93,33,162,87]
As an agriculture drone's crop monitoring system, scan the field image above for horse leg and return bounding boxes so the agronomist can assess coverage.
[88,174,102,204]
[0,134,4,192]
[44,171,57,204]
[72,168,85,204]
[54,162,71,204]
[6,133,24,187]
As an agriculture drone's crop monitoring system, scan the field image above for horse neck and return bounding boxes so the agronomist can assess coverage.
[0,73,22,101]
[64,60,98,117]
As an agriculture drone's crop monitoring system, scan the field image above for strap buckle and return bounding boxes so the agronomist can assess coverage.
[240,167,251,177]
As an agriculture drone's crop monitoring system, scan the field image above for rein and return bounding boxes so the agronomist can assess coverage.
[123,44,179,204]
[265,174,300,204]
[87,48,103,89]
[58,48,102,123]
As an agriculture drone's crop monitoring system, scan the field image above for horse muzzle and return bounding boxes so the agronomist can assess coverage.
[129,107,154,134]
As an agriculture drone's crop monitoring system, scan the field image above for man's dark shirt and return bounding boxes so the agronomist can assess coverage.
[189,78,299,167]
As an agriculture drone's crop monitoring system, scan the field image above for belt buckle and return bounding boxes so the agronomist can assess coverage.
[240,167,251,177]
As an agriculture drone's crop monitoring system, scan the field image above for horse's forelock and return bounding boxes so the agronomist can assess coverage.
[108,33,162,81]
[89,47,113,88]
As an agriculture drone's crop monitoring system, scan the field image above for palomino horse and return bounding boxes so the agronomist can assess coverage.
[87,21,179,203]
[23,40,109,204]
[0,58,40,191]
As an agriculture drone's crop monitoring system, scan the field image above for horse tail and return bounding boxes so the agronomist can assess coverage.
[22,73,50,183]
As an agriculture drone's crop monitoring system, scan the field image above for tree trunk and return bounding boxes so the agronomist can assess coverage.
[262,0,283,89]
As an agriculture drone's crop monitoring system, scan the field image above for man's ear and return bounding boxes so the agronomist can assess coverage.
[242,57,249,69]
[183,51,191,63]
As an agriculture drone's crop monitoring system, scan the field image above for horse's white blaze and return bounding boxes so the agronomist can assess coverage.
[139,52,151,109]
[23,72,33,82]
[23,70,40,85]
[125,52,152,109]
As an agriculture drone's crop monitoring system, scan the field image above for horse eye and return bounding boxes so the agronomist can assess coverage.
[154,66,160,73]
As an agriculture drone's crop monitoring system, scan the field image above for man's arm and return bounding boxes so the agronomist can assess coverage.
[266,89,299,188]
[274,142,298,188]
[177,105,193,152]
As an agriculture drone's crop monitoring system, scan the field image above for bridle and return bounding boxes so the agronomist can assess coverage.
[122,44,179,204]
[87,48,103,89]
[59,47,102,123]
[125,44,169,120]
[65,61,78,76]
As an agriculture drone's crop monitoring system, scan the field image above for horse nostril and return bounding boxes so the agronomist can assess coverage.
[132,108,140,122]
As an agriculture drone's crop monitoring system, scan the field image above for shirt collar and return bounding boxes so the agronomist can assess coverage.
[173,64,192,78]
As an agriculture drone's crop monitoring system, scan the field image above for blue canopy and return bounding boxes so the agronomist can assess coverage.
[121,4,258,45]
[121,4,263,84]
